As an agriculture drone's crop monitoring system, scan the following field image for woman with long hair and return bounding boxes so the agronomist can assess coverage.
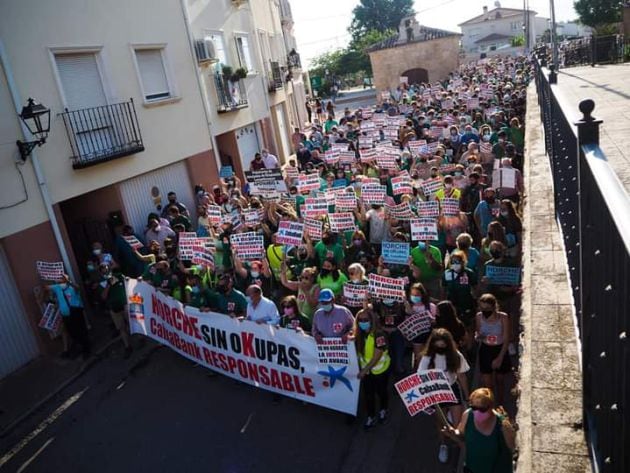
[354,307,391,429]
[419,328,471,464]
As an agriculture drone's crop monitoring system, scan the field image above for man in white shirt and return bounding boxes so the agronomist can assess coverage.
[261,148,279,169]
[246,285,280,325]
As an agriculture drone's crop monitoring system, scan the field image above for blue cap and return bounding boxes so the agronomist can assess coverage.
[318,289,334,303]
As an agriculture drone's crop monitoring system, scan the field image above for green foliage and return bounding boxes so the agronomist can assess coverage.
[573,0,622,28]
[349,0,414,42]
[510,35,525,47]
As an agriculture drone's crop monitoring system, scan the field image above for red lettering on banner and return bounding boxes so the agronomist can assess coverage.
[241,331,255,357]
[270,370,282,389]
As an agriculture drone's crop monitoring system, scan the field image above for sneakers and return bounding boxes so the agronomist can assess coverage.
[438,443,449,463]
[378,409,388,424]
[364,416,377,430]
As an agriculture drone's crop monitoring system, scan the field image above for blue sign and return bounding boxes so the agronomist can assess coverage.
[333,179,347,188]
[220,166,234,178]
[382,242,410,265]
[485,265,521,286]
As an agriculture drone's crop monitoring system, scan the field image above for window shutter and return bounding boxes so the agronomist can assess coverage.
[135,49,170,100]
[55,53,107,110]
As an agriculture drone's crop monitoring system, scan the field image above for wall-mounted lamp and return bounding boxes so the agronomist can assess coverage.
[16,98,50,161]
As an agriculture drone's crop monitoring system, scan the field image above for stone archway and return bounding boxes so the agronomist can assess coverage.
[402,68,429,85]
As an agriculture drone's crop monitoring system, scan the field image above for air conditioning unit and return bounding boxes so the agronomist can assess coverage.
[194,39,218,66]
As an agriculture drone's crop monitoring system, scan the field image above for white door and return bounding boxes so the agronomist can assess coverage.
[55,53,118,161]
[118,162,196,239]
[236,124,261,171]
[0,245,38,379]
[275,104,291,161]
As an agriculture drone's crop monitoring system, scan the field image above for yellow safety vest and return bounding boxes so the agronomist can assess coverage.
[358,333,391,375]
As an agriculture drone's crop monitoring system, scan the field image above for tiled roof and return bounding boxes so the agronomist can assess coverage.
[366,25,461,53]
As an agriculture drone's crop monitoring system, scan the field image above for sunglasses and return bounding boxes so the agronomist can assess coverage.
[470,405,490,413]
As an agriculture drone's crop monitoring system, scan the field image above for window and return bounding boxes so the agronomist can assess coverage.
[235,35,253,71]
[511,21,521,31]
[205,32,228,66]
[134,48,172,102]
[54,52,107,110]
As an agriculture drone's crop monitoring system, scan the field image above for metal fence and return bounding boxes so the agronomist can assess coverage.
[534,57,630,473]
[536,35,630,68]
[214,73,248,113]
[61,99,144,169]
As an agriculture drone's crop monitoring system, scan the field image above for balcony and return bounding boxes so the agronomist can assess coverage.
[61,99,144,170]
[287,50,302,70]
[267,61,284,92]
[214,72,248,113]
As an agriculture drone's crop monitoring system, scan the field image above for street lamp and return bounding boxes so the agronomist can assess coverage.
[16,98,50,161]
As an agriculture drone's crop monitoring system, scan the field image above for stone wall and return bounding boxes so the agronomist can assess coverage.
[368,36,460,91]
[516,82,591,473]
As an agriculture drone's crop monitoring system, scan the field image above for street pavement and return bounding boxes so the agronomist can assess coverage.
[0,342,460,473]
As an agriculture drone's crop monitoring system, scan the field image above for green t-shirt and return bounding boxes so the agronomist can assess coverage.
[316,271,348,297]
[410,244,443,282]
[280,313,312,332]
[98,273,127,311]
[142,264,176,292]
[314,241,345,266]
[209,288,248,316]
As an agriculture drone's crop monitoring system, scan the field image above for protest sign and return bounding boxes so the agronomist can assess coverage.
[360,148,377,163]
[304,197,328,218]
[410,218,438,241]
[178,232,198,260]
[467,98,480,110]
[122,235,143,250]
[284,166,299,181]
[335,192,357,211]
[397,311,433,341]
[368,273,406,301]
[229,232,265,260]
[360,184,386,205]
[324,150,339,165]
[241,209,261,226]
[298,173,321,192]
[417,200,440,218]
[391,174,412,195]
[441,197,460,217]
[343,283,368,307]
[206,205,222,225]
[316,337,350,365]
[441,99,453,110]
[192,244,214,269]
[36,261,64,281]
[421,178,444,197]
[219,165,234,178]
[331,142,350,151]
[304,218,323,240]
[399,76,408,84]
[126,279,360,414]
[395,370,457,416]
[333,179,347,188]
[328,212,356,233]
[439,163,457,175]
[245,169,287,194]
[39,303,62,333]
[276,220,304,246]
[380,91,390,101]
[383,127,399,141]
[376,153,398,170]
[382,242,410,265]
[339,151,356,164]
[386,201,416,220]
[493,167,517,189]
[485,265,521,286]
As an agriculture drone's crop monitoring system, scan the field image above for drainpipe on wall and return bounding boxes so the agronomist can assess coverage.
[178,0,223,175]
[0,39,77,284]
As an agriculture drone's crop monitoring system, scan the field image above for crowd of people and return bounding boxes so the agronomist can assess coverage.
[45,55,530,472]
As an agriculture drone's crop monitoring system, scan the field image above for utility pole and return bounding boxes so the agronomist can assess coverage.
[549,0,558,68]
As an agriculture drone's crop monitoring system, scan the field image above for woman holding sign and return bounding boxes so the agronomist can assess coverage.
[354,308,390,429]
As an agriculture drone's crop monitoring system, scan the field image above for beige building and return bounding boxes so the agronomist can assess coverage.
[367,17,461,91]
[0,0,305,377]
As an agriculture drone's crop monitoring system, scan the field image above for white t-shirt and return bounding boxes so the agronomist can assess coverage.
[263,153,279,169]
[418,350,470,385]
[246,296,280,325]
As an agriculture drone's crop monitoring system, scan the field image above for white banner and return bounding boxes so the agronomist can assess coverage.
[126,279,360,414]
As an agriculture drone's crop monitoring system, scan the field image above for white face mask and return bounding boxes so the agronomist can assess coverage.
[250,271,260,278]
[451,263,462,272]
[500,210,509,217]
[93,249,102,256]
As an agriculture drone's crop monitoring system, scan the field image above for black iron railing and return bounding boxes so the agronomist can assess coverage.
[535,57,630,473]
[268,61,283,91]
[214,72,248,113]
[287,52,301,70]
[61,99,144,170]
[535,35,629,68]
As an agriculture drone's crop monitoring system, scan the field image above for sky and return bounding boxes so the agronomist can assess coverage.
[291,0,579,68]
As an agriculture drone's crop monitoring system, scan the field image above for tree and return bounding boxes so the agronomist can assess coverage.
[573,0,622,29]
[510,35,525,47]
[349,0,414,41]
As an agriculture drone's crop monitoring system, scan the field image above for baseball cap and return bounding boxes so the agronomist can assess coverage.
[318,289,334,303]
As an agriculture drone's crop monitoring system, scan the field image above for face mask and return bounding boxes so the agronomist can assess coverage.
[93,249,102,256]
[321,303,333,312]
[451,263,462,272]
[473,410,492,422]
[418,242,427,251]
[500,210,509,217]
[383,298,395,306]
[191,286,200,294]
[353,239,362,247]
[351,278,362,284]
[358,321,371,332]
[250,271,260,278]
[410,295,422,304]
[450,131,457,136]
[87,262,95,271]
[483,134,491,141]
[320,269,331,277]
[485,197,495,204]
[283,307,295,316]
[481,309,493,318]
[454,171,462,176]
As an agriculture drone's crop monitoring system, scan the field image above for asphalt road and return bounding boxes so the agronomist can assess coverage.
[0,340,461,473]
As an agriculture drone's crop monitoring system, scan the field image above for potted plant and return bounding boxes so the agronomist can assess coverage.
[221,65,233,82]
[235,67,248,79]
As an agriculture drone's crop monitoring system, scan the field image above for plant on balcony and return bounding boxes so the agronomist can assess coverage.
[221,65,233,82]
[235,67,248,80]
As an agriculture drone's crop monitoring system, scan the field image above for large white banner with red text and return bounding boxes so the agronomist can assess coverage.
[126,279,360,414]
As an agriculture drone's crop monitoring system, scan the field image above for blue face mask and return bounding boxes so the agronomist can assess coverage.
[192,286,200,294]
[321,303,333,312]
[418,242,427,251]
[410,295,422,304]
[358,321,371,331]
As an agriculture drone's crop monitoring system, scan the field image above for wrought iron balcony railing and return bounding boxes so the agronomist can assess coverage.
[61,99,144,170]
[214,72,248,113]
[268,61,284,92]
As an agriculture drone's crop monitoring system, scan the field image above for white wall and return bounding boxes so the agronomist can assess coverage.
[461,11,538,53]
[0,0,213,240]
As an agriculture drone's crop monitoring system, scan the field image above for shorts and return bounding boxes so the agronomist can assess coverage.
[479,343,511,374]
[110,308,128,331]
